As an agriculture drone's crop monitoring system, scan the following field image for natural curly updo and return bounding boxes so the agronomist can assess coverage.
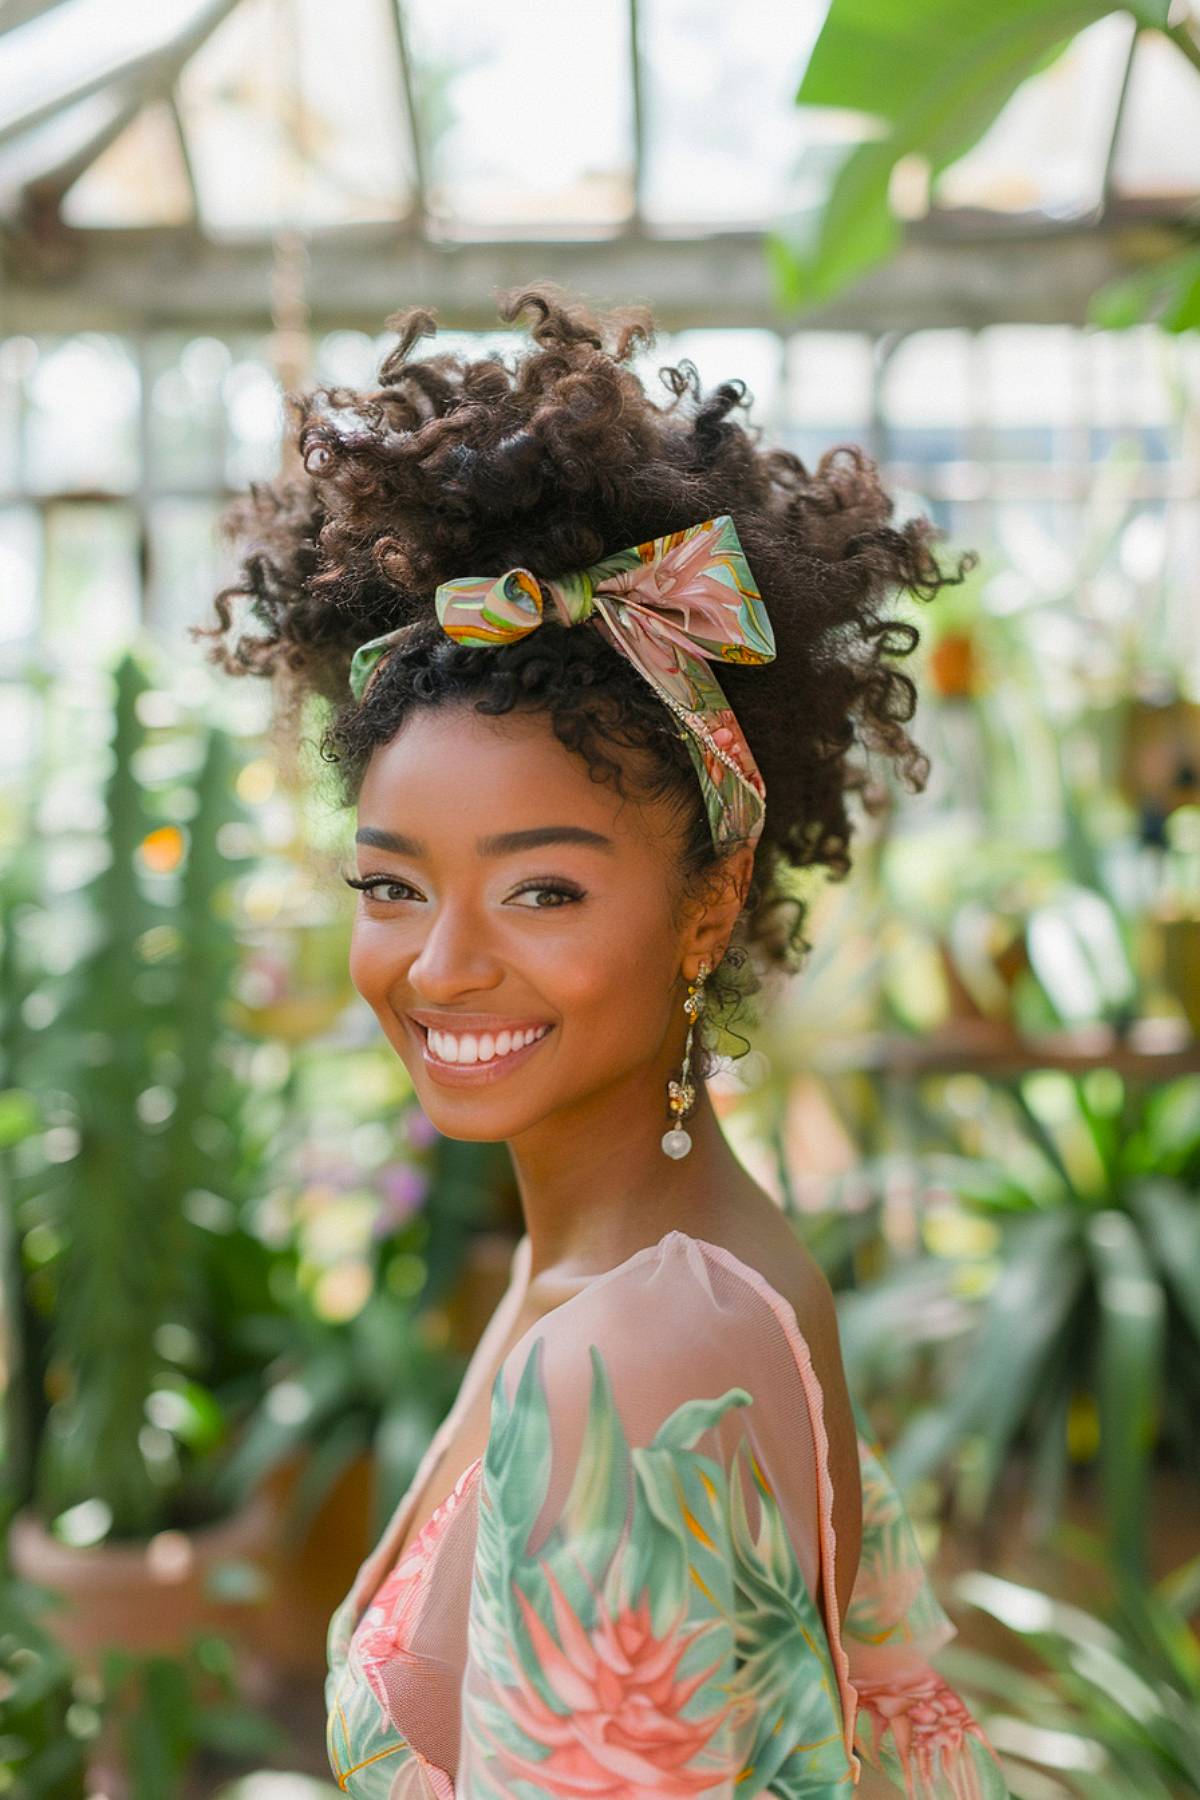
[195,282,967,1070]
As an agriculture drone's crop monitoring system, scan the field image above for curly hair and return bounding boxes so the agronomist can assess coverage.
[194,282,969,1070]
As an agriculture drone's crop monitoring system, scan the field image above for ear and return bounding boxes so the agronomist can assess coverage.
[680,843,754,978]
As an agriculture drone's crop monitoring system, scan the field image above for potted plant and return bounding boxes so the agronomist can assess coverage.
[830,1071,1200,1582]
[1,650,299,1789]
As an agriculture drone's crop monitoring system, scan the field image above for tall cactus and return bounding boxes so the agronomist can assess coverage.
[26,651,255,1538]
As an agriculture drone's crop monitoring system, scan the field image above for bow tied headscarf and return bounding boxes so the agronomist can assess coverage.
[348,515,775,851]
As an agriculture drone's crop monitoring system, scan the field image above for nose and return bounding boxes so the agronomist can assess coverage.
[405,898,501,1002]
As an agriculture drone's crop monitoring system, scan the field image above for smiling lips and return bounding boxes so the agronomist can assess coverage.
[410,1017,553,1066]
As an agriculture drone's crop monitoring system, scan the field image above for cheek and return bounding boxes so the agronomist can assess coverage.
[347,917,390,1005]
[543,917,677,1052]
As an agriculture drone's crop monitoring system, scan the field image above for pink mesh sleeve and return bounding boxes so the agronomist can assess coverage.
[455,1231,863,1796]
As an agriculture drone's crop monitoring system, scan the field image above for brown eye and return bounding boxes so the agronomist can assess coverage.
[343,875,419,903]
[508,882,585,909]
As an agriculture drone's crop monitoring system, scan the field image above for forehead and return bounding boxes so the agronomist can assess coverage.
[356,703,658,845]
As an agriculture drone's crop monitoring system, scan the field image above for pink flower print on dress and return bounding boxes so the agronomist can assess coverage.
[476,1567,747,1798]
[854,1664,995,1800]
[354,1459,479,1720]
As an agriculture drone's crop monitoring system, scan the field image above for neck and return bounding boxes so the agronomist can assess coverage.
[505,1053,751,1283]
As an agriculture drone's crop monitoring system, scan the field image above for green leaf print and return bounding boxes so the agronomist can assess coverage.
[462,1336,856,1797]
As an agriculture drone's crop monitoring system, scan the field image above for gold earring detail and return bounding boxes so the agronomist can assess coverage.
[662,958,709,1160]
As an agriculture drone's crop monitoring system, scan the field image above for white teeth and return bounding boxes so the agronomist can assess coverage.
[426,1024,549,1064]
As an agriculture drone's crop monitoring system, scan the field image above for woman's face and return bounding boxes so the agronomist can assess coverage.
[348,703,710,1142]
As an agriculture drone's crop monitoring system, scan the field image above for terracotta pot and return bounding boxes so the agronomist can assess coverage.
[9,1490,282,1799]
[244,1446,375,1680]
[8,1487,279,1675]
[1158,917,1200,1035]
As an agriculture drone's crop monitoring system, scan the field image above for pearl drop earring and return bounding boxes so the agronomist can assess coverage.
[661,959,710,1160]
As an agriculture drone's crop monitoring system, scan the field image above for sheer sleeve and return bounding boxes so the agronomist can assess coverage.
[456,1231,1009,1799]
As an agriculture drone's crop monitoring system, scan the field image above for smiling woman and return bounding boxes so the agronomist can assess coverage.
[193,284,1008,1797]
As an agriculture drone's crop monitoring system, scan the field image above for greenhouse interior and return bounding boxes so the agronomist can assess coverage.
[2,1,1200,1796]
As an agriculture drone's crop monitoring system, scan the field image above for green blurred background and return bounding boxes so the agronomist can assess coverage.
[2,2,1199,1795]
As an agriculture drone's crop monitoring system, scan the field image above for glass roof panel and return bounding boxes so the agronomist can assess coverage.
[405,0,633,234]
[178,0,412,235]
[1111,28,1200,198]
[0,88,125,215]
[934,14,1133,217]
[62,100,193,225]
[639,0,828,226]
[1,0,217,137]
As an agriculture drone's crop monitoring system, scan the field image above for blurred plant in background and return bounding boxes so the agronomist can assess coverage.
[3,650,276,1539]
[948,1536,1200,1797]
[0,642,500,1797]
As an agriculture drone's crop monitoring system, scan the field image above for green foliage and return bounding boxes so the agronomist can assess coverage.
[97,1634,289,1800]
[216,1129,503,1547]
[1090,243,1200,333]
[866,1075,1200,1576]
[951,1539,1200,1795]
[2,650,285,1539]
[0,1573,88,1800]
[769,0,1172,310]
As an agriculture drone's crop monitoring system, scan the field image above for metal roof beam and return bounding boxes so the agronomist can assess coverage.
[0,0,240,151]
[389,1,427,232]
[0,0,73,38]
[0,216,1181,335]
[628,0,645,228]
[13,83,143,209]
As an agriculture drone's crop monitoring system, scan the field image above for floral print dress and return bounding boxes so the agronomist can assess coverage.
[326,1231,1010,1798]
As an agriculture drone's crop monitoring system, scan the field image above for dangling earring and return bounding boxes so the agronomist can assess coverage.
[661,959,710,1160]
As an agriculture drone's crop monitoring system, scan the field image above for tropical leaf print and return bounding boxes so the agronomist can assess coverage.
[458,1337,857,1798]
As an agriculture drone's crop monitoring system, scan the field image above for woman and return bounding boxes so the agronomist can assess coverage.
[200,287,1009,1797]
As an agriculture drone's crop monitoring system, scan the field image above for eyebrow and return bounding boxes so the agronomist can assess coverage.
[355,825,616,857]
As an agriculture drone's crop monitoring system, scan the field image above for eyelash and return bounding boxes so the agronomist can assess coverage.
[342,873,585,911]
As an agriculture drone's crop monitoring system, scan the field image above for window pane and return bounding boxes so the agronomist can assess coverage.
[0,506,42,653]
[62,101,193,228]
[147,334,232,489]
[0,684,41,793]
[935,15,1132,217]
[783,333,877,469]
[42,502,140,667]
[1112,30,1200,200]
[223,350,284,487]
[0,336,37,495]
[634,329,783,430]
[147,496,225,659]
[640,0,826,225]
[406,0,633,232]
[25,335,139,494]
[880,331,975,473]
[179,0,412,234]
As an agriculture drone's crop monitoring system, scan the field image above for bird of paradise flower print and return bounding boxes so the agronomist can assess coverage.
[326,1232,1011,1800]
